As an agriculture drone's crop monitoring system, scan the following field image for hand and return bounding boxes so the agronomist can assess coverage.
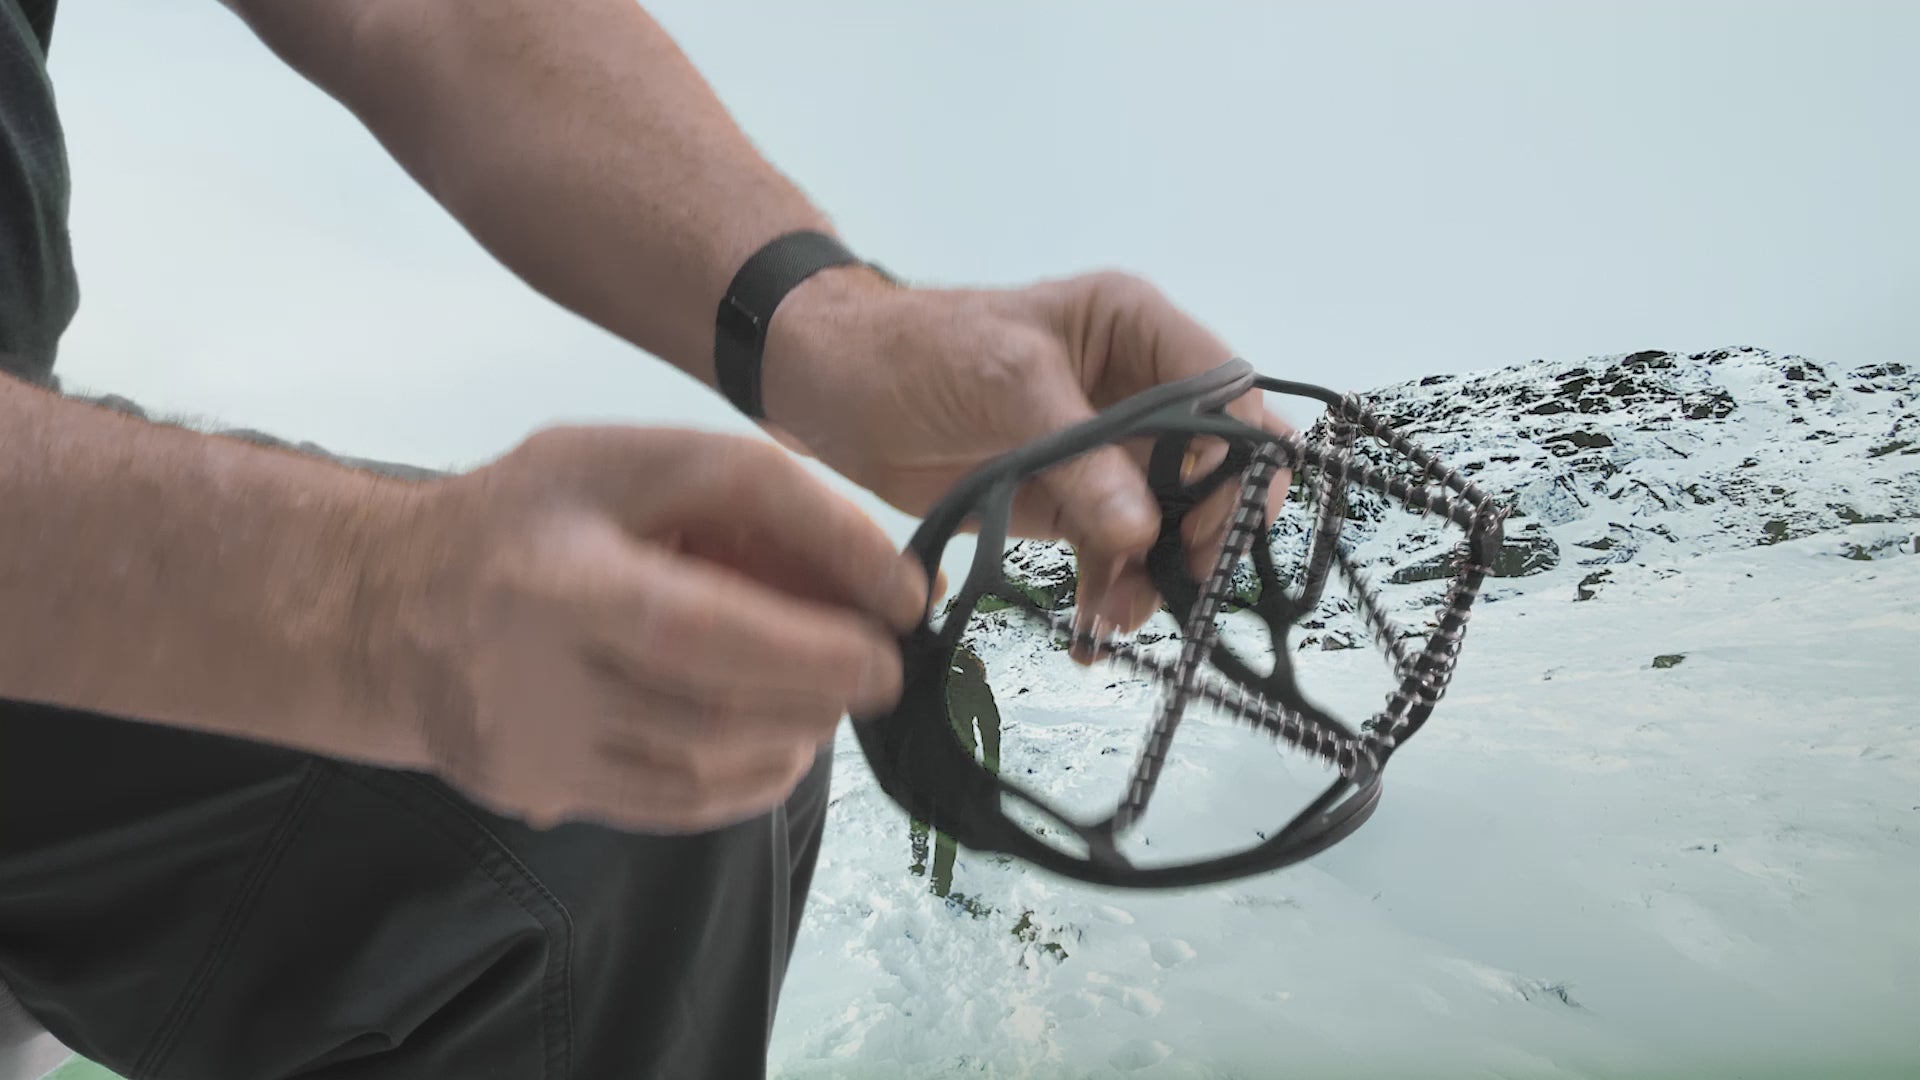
[367,425,929,831]
[760,268,1292,637]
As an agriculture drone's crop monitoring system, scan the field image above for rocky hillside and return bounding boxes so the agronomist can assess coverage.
[1359,346,1918,577]
[974,347,1917,643]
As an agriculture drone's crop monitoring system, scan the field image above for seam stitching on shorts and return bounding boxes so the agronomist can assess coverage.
[331,767,576,1080]
[135,761,328,1078]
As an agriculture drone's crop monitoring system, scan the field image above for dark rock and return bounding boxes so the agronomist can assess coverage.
[1391,525,1559,584]
[86,393,148,419]
[1652,654,1686,669]
[1488,529,1561,577]
[1540,430,1615,457]
[1831,504,1890,525]
[217,427,292,450]
[336,455,446,482]
[1681,389,1738,421]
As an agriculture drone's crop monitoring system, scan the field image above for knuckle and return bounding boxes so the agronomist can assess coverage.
[971,334,1052,400]
[698,693,756,737]
[681,436,793,518]
[1087,268,1161,308]
[621,596,673,661]
[675,748,730,806]
[711,434,785,485]
[509,424,572,462]
[509,424,602,481]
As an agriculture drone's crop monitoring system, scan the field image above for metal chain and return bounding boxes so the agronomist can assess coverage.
[1032,607,1377,776]
[995,409,1503,794]
[1105,443,1285,831]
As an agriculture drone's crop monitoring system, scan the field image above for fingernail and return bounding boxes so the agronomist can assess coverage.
[1100,575,1150,631]
[879,553,929,633]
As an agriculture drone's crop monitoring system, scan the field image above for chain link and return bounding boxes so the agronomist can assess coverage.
[996,407,1502,799]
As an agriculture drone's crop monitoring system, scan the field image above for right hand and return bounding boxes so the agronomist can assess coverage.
[367,425,929,832]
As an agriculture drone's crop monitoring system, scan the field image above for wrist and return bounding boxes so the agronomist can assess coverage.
[757,258,907,445]
[175,435,437,770]
[0,381,436,768]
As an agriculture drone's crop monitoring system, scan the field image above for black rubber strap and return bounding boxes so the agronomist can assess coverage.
[714,229,882,419]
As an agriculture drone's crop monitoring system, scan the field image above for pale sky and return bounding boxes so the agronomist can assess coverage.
[42,0,1920,554]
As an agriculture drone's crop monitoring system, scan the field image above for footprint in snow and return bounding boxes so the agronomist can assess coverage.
[1084,971,1164,1017]
[1108,1038,1173,1071]
[1150,938,1197,968]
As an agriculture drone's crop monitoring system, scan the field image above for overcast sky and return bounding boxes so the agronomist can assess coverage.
[42,0,1920,553]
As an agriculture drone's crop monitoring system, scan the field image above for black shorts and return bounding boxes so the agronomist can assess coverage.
[0,699,831,1080]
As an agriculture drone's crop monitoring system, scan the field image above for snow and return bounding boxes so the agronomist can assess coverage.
[768,349,1920,1079]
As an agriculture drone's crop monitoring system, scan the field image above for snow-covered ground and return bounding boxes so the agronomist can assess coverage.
[772,529,1919,1080]
[768,349,1920,1079]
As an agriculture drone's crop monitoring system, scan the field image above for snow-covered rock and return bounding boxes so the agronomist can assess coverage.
[1349,346,1917,577]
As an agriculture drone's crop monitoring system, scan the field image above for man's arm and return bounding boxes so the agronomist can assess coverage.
[0,375,424,765]
[1,373,918,829]
[221,0,884,414]
[218,0,1282,640]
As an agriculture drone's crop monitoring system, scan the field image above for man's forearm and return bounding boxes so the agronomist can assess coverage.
[0,376,420,764]
[232,0,880,393]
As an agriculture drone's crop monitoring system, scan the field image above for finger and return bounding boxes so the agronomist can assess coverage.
[1003,273,1286,641]
[1079,271,1237,405]
[1094,411,1296,629]
[1092,565,1162,635]
[576,738,819,833]
[1011,368,1162,643]
[683,530,934,638]
[1180,468,1244,580]
[592,539,906,715]
[608,433,930,634]
[1176,405,1300,580]
[586,660,848,747]
[1047,447,1159,652]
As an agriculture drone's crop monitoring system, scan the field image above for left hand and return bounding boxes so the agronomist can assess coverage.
[759,267,1294,638]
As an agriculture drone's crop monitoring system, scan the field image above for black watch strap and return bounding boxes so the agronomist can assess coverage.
[714,230,890,419]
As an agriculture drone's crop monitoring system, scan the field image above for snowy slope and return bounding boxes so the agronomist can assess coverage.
[768,349,1920,1080]
[1349,346,1917,571]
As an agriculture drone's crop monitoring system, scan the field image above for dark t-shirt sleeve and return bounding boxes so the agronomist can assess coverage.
[0,0,80,384]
